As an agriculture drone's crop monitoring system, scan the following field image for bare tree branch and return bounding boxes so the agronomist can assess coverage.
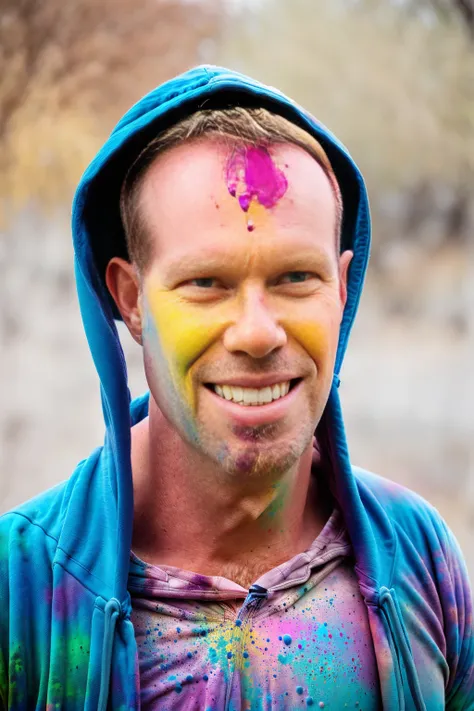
[0,0,222,141]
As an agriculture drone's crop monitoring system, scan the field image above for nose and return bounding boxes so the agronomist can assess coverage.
[223,289,287,358]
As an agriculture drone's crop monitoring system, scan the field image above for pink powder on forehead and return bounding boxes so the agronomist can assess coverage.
[226,145,288,212]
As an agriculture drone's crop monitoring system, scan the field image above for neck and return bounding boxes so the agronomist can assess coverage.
[131,399,331,583]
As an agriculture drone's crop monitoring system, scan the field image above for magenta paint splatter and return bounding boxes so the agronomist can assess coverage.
[226,145,288,213]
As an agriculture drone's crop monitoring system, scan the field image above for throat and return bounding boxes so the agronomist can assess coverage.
[208,557,286,590]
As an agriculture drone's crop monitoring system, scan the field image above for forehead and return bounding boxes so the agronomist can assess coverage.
[138,138,337,266]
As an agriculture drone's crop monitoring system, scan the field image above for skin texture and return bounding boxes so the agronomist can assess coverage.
[106,138,352,587]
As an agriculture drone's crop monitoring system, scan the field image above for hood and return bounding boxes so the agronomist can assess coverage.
[71,64,384,608]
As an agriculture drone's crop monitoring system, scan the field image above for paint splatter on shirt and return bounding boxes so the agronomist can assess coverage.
[129,509,381,710]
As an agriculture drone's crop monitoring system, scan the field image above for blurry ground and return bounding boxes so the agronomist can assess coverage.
[1,211,472,581]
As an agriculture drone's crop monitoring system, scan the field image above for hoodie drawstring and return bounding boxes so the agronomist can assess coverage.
[98,598,121,711]
[379,587,426,711]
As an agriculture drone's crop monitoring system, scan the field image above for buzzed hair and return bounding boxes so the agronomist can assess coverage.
[120,107,343,272]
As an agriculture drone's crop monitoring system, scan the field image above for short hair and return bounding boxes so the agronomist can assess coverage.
[120,107,343,271]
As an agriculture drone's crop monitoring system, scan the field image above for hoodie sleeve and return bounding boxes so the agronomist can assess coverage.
[0,518,9,710]
[0,511,56,710]
[442,521,474,710]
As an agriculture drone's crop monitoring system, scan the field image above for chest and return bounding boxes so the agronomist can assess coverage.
[131,565,382,710]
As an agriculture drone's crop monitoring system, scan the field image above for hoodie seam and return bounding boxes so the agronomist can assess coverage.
[55,545,116,593]
[52,559,109,604]
[386,526,400,590]
[2,511,60,545]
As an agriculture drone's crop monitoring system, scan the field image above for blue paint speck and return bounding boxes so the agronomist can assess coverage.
[175,683,183,694]
[203,674,209,682]
[227,651,233,659]
[235,619,242,627]
[187,652,193,659]
[186,674,193,682]
[306,697,314,706]
[296,686,304,695]
[243,651,249,659]
[283,634,292,646]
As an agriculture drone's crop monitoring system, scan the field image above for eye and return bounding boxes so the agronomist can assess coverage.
[188,277,217,288]
[279,271,314,284]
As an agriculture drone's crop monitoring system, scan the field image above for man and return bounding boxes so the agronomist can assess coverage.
[0,66,472,710]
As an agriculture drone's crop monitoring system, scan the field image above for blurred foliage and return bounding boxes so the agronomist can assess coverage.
[217,0,474,257]
[0,0,221,218]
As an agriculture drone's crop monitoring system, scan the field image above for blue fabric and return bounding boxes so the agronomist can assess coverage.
[0,65,472,710]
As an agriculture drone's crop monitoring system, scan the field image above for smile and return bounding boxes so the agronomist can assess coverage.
[208,379,300,406]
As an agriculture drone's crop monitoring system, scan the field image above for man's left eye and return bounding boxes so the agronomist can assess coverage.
[189,278,216,288]
[279,272,313,284]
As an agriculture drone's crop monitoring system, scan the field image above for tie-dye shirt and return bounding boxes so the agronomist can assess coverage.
[129,509,382,710]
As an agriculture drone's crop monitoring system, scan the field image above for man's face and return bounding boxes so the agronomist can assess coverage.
[137,138,351,478]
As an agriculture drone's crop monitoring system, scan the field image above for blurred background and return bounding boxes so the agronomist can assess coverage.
[0,0,472,577]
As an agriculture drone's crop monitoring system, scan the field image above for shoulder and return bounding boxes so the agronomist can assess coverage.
[352,466,471,588]
[0,446,102,564]
[353,469,474,706]
[353,466,471,598]
[353,465,447,537]
[0,481,71,595]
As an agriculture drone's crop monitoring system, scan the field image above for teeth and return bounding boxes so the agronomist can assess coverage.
[243,388,257,404]
[259,387,273,404]
[212,381,292,406]
[232,386,243,403]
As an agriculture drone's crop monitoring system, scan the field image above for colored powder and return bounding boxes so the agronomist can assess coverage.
[226,146,288,213]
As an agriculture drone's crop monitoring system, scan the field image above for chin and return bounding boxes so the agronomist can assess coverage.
[204,425,313,479]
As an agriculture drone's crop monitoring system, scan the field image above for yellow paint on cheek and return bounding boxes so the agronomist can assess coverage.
[145,285,229,412]
[281,319,330,362]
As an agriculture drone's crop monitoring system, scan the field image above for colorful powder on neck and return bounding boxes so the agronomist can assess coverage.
[226,146,288,216]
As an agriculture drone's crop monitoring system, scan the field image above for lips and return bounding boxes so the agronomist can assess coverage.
[212,380,291,406]
[203,378,303,427]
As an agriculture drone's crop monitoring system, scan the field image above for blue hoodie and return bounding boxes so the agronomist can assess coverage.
[0,66,472,711]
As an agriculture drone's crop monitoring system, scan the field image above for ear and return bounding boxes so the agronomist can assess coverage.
[338,250,353,310]
[105,257,143,345]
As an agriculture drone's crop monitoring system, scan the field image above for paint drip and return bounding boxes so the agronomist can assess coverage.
[226,145,288,230]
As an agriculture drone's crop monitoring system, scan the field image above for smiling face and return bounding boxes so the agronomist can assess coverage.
[134,138,351,478]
